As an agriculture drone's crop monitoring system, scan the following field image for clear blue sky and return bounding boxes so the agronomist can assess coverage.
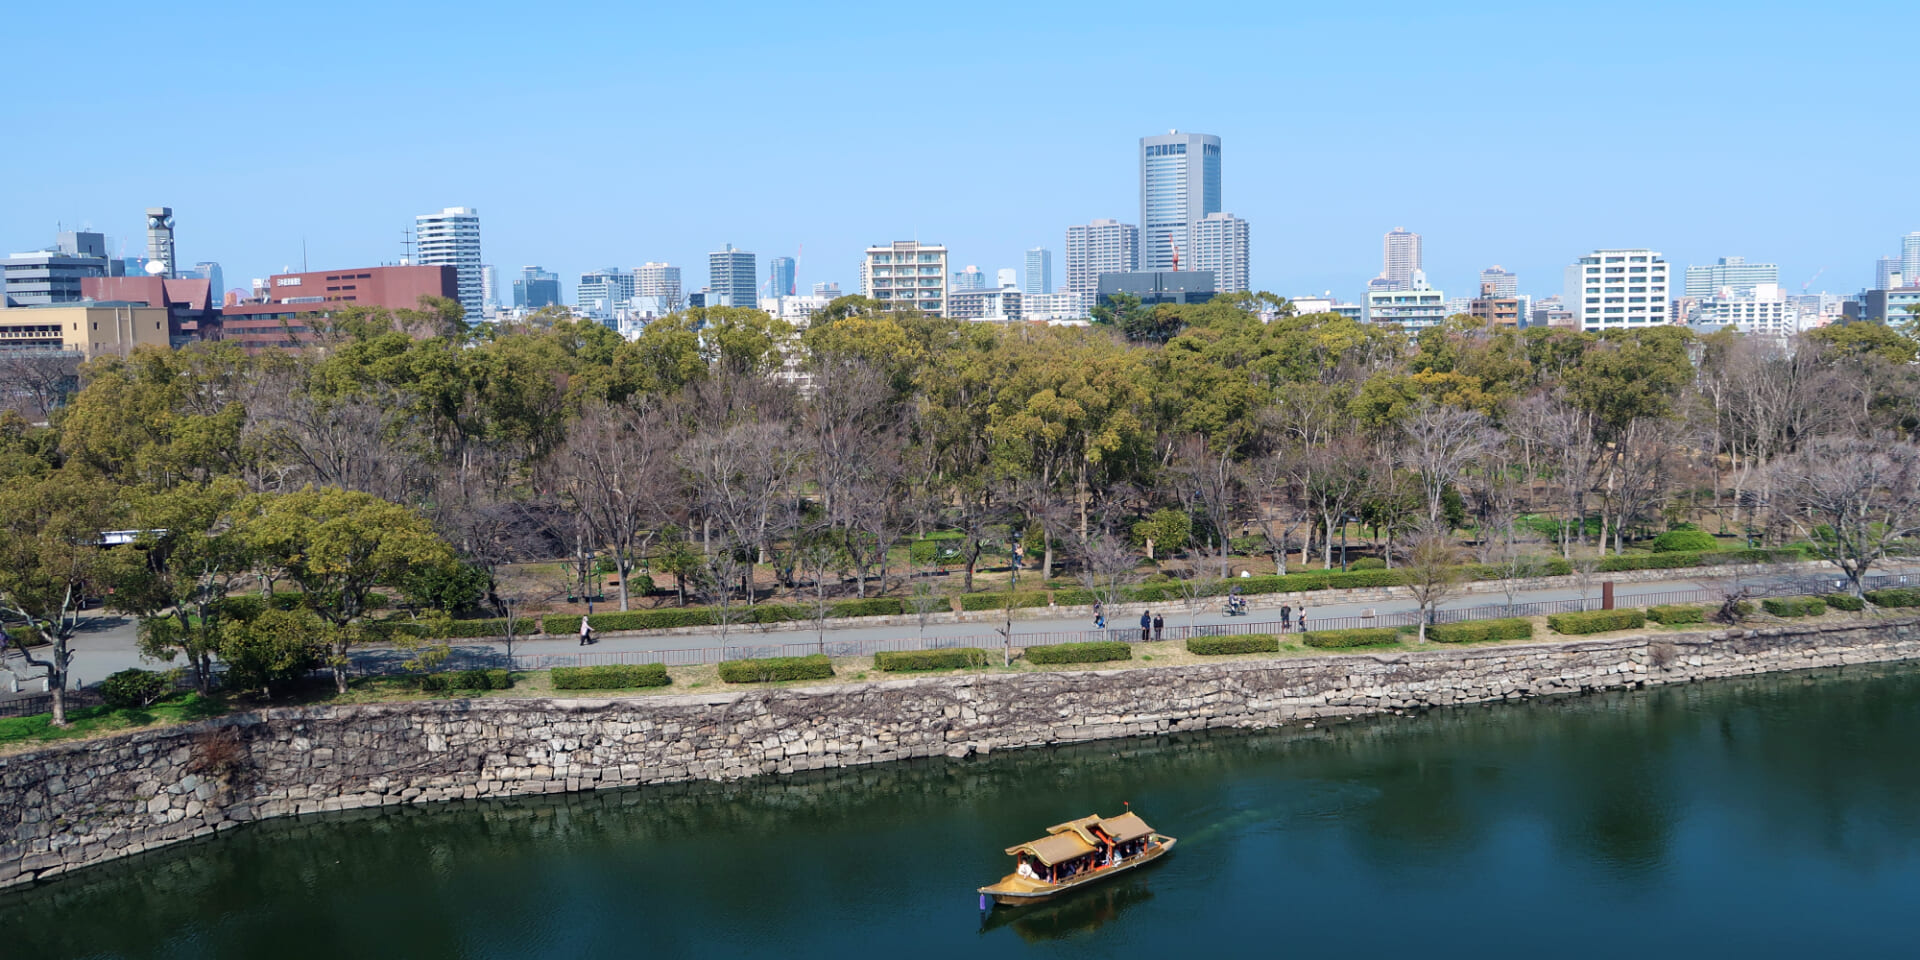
[3,0,1914,305]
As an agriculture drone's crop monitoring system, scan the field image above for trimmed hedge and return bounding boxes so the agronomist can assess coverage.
[1302,627,1401,649]
[829,597,904,618]
[1187,634,1280,655]
[1024,641,1133,664]
[1427,618,1533,644]
[1823,593,1866,612]
[1547,609,1646,635]
[418,668,513,692]
[1648,529,1720,553]
[718,654,834,683]
[1762,596,1826,618]
[100,668,169,709]
[874,648,990,671]
[551,664,670,689]
[436,618,515,639]
[958,591,1052,612]
[1867,588,1920,608]
[1646,604,1707,625]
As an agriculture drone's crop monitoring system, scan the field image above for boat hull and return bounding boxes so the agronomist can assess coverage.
[980,836,1176,906]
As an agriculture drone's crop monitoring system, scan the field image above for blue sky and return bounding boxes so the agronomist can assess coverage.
[2,0,1914,306]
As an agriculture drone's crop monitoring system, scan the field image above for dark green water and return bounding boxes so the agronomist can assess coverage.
[10,664,1920,959]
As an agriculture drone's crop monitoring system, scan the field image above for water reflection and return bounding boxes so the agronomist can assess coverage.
[978,877,1158,942]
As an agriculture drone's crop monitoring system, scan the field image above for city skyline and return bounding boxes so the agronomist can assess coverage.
[2,1,1915,309]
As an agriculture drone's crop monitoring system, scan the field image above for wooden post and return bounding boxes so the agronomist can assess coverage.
[1601,580,1615,610]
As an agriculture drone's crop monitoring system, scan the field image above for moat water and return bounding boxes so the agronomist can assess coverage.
[9,663,1920,959]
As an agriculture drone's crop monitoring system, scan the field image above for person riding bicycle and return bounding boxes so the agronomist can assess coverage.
[1227,586,1246,615]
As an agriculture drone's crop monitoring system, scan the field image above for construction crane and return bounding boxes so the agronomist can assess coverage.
[1801,267,1826,293]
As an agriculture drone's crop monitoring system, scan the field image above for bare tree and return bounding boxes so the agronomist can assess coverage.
[1402,526,1463,643]
[1510,392,1600,558]
[679,419,806,602]
[0,352,79,422]
[1074,530,1144,617]
[1770,436,1920,597]
[1172,436,1240,580]
[550,400,680,610]
[1399,400,1491,529]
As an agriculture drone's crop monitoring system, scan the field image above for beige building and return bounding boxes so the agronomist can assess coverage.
[0,302,173,358]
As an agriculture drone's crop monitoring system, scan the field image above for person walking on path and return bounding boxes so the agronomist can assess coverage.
[1297,605,1308,633]
[1093,601,1105,631]
[1281,604,1292,633]
[1152,613,1165,641]
[579,618,595,646]
[1139,610,1152,642]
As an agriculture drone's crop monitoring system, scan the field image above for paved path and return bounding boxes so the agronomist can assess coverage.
[10,562,1914,691]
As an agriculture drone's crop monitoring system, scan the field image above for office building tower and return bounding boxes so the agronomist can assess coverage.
[1364,271,1448,330]
[708,244,757,308]
[1139,131,1222,272]
[1024,248,1053,295]
[480,265,499,316]
[218,265,458,352]
[1877,257,1903,291]
[513,267,561,309]
[183,261,224,300]
[1906,233,1920,287]
[1564,248,1671,330]
[3,230,113,306]
[996,268,1017,289]
[1479,265,1518,298]
[1378,228,1422,291]
[1065,219,1139,297]
[414,207,484,320]
[1682,256,1779,298]
[637,262,683,311]
[769,256,796,298]
[951,265,987,291]
[577,268,636,320]
[861,240,948,315]
[1190,212,1250,294]
[145,207,176,279]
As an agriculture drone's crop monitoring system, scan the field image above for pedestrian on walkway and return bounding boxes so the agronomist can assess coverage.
[1093,600,1105,630]
[1152,613,1164,641]
[579,618,595,646]
[1280,604,1292,633]
[1298,605,1308,633]
[1140,610,1152,642]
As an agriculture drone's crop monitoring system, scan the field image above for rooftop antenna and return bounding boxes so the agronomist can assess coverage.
[401,226,415,265]
[302,237,308,273]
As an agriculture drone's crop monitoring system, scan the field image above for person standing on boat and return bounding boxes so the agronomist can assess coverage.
[1139,610,1152,642]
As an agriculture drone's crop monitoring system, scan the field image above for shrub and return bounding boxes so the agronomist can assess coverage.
[437,618,512,639]
[419,668,514,692]
[1645,604,1707,625]
[1024,641,1133,664]
[1547,609,1646,635]
[1866,588,1920,608]
[543,614,580,636]
[1762,596,1826,618]
[874,648,990,671]
[551,664,670,689]
[830,597,904,618]
[1187,634,1280,655]
[1823,593,1866,612]
[99,668,170,709]
[1427,618,1533,644]
[1301,628,1401,649]
[1051,588,1096,606]
[1648,529,1720,553]
[1347,557,1387,571]
[718,654,834,683]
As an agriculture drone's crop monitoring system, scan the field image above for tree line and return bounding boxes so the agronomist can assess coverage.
[6,294,1920,722]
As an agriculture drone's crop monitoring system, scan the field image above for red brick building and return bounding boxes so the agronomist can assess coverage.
[218,264,458,351]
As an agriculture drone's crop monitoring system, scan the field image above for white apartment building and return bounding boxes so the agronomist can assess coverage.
[1065,219,1138,298]
[1696,283,1803,336]
[636,262,683,311]
[1190,212,1250,294]
[414,207,483,320]
[1564,249,1670,330]
[1363,271,1448,330]
[1479,265,1518,298]
[861,241,948,315]
[1023,291,1090,322]
[577,268,636,321]
[947,286,1023,322]
[1683,256,1778,298]
[759,294,834,327]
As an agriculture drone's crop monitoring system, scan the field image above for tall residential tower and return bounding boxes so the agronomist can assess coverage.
[1065,219,1139,297]
[414,207,484,320]
[1191,213,1250,294]
[1024,248,1053,295]
[708,244,757,308]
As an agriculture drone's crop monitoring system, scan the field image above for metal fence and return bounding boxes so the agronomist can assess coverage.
[0,693,53,719]
[373,571,1919,676]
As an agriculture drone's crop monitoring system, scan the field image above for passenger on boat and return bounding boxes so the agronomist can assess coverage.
[1016,858,1040,881]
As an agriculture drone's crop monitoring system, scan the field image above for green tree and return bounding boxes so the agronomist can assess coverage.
[237,487,461,693]
[116,479,254,693]
[0,471,139,725]
[219,607,329,698]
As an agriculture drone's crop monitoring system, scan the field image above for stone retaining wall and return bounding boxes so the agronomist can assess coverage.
[6,617,1920,889]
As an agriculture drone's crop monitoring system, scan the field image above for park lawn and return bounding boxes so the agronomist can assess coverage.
[0,693,228,751]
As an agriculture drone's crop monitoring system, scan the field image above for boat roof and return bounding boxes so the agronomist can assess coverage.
[1006,811,1155,864]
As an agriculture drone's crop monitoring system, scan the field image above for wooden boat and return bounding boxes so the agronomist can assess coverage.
[978,811,1176,906]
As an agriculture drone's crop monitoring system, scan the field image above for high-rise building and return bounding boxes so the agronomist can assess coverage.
[1905,232,1920,287]
[861,241,948,315]
[768,256,796,298]
[1683,256,1779,297]
[1695,283,1802,336]
[1024,248,1053,295]
[145,207,176,279]
[637,262,682,311]
[1877,257,1904,291]
[577,268,636,320]
[414,207,484,321]
[1139,131,1222,272]
[3,230,113,306]
[1378,228,1422,291]
[1065,219,1139,297]
[1190,212,1250,295]
[1479,265,1518,298]
[513,267,561,309]
[183,261,224,300]
[480,264,499,316]
[707,244,757,308]
[951,265,987,291]
[1564,248,1671,330]
[1364,271,1448,329]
